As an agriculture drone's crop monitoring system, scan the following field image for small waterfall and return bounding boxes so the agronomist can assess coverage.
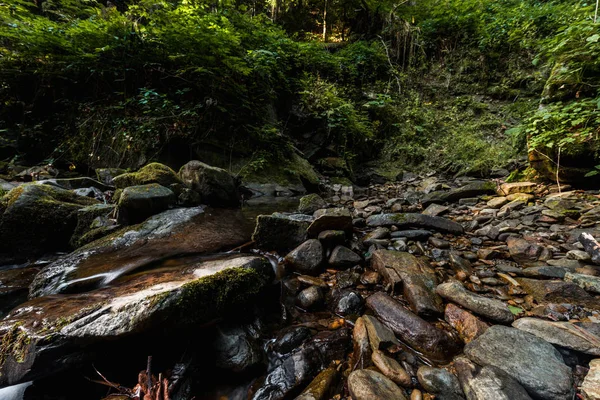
[0,382,32,400]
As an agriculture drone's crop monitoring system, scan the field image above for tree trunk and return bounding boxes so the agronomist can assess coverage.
[322,0,328,41]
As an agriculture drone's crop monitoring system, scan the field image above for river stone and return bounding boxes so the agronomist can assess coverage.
[296,367,338,400]
[330,289,364,316]
[366,292,461,362]
[70,203,117,248]
[371,349,412,387]
[454,356,532,400]
[112,162,181,189]
[436,281,513,324]
[582,359,600,400]
[565,272,600,294]
[296,286,324,309]
[516,277,597,306]
[252,212,312,253]
[444,303,489,343]
[506,237,552,267]
[307,208,352,237]
[422,203,449,216]
[421,181,496,207]
[367,213,464,235]
[464,325,573,400]
[318,230,346,248]
[118,183,176,224]
[351,317,373,370]
[298,194,327,214]
[329,246,361,268]
[371,250,443,316]
[31,207,249,297]
[487,197,508,209]
[0,255,273,387]
[348,369,408,400]
[362,314,400,352]
[179,160,239,207]
[96,168,126,185]
[512,318,600,356]
[497,182,536,196]
[285,239,323,275]
[390,229,432,241]
[417,366,464,400]
[213,323,263,372]
[0,183,98,255]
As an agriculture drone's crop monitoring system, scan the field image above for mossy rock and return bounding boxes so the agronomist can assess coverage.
[298,194,327,214]
[240,153,320,191]
[69,203,117,249]
[117,183,176,224]
[179,160,239,207]
[112,162,181,189]
[0,184,98,255]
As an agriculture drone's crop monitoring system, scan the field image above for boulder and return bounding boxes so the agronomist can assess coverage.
[421,181,496,207]
[371,250,443,316]
[367,213,464,235]
[512,318,600,356]
[117,183,176,224]
[284,239,323,275]
[0,184,98,255]
[366,292,461,363]
[252,213,312,253]
[112,163,181,189]
[454,357,532,400]
[0,255,273,387]
[565,272,600,294]
[30,207,249,298]
[298,194,327,214]
[464,325,573,400]
[179,160,239,207]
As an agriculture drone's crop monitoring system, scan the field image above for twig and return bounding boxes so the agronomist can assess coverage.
[556,146,562,193]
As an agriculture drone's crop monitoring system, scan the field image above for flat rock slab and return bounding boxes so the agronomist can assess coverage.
[253,212,312,253]
[367,213,464,235]
[582,359,600,400]
[371,250,443,316]
[454,357,532,400]
[512,318,600,356]
[348,369,408,400]
[464,325,573,400]
[436,281,513,324]
[31,207,250,297]
[307,208,352,237]
[366,292,461,363]
[516,278,599,307]
[421,181,496,207]
[565,272,600,294]
[0,255,273,387]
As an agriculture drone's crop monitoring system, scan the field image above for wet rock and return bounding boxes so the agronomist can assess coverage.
[421,181,496,207]
[516,277,596,306]
[330,290,364,316]
[348,369,408,400]
[581,359,600,400]
[328,246,361,268]
[214,323,263,372]
[253,329,349,400]
[372,349,412,387]
[335,269,360,289]
[351,317,373,370]
[285,239,324,275]
[70,203,117,248]
[367,213,464,235]
[371,250,443,316]
[512,318,600,356]
[296,286,325,310]
[391,230,432,241]
[96,167,126,185]
[436,281,513,324]
[0,183,98,255]
[296,367,338,400]
[564,272,600,294]
[417,366,464,400]
[366,292,461,362]
[177,187,202,206]
[113,162,181,189]
[497,182,536,196]
[317,230,346,248]
[449,252,474,276]
[0,266,40,318]
[444,304,489,343]
[362,314,400,352]
[307,208,352,237]
[298,194,327,215]
[464,325,573,400]
[454,357,532,400]
[429,237,450,249]
[252,213,312,253]
[474,225,499,240]
[118,183,176,224]
[507,237,552,267]
[271,326,312,355]
[579,232,600,265]
[298,274,328,288]
[1,255,274,387]
[179,160,239,207]
[31,207,248,297]
[362,227,390,245]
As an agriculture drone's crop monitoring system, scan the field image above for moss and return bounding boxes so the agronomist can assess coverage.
[0,323,31,368]
[240,152,320,187]
[390,213,408,223]
[112,162,181,189]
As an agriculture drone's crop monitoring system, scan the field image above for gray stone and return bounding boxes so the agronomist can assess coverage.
[422,203,449,216]
[390,230,432,241]
[285,239,324,275]
[565,272,600,294]
[421,181,496,207]
[298,194,327,214]
[179,160,239,207]
[328,246,361,268]
[436,281,513,324]
[362,315,400,352]
[474,225,500,240]
[512,318,600,356]
[417,366,464,400]
[296,286,324,309]
[367,213,464,235]
[454,357,532,400]
[118,183,176,224]
[252,213,312,253]
[464,325,573,400]
[307,208,352,236]
[372,350,412,387]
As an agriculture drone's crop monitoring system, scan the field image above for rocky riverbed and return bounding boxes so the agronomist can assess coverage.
[0,162,600,400]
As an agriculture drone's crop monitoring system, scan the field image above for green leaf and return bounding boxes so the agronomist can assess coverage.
[587,34,600,43]
[508,305,523,315]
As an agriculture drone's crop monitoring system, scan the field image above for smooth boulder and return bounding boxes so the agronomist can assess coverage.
[118,183,175,223]
[179,160,239,207]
